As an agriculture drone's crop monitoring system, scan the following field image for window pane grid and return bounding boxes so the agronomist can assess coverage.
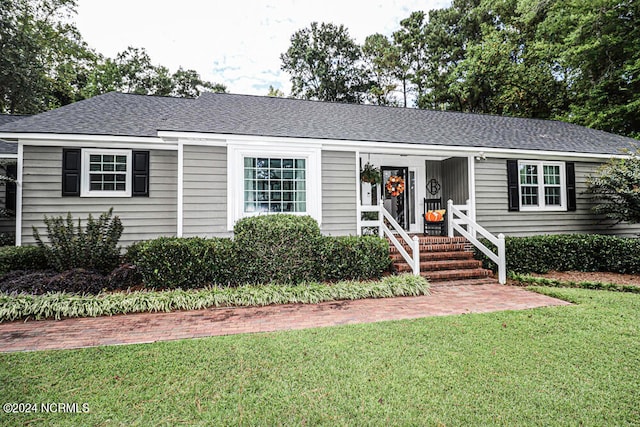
[520,164,538,185]
[519,162,563,209]
[521,186,538,206]
[543,165,560,185]
[88,154,127,192]
[244,157,306,213]
[544,186,561,206]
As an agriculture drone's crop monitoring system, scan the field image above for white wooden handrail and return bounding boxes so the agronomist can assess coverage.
[447,199,506,284]
[358,204,420,276]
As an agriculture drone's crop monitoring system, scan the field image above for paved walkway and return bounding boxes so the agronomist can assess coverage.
[0,284,570,353]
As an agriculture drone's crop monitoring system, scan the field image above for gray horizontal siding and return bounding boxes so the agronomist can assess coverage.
[182,145,229,237]
[322,150,356,236]
[475,158,640,237]
[21,146,177,247]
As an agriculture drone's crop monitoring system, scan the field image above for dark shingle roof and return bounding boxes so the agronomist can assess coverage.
[0,114,29,127]
[0,114,29,154]
[0,92,637,155]
[0,93,195,137]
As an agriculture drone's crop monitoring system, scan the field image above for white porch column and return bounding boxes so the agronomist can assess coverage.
[176,140,184,237]
[355,151,361,235]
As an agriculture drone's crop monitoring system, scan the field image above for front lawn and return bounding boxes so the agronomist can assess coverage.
[1,287,639,425]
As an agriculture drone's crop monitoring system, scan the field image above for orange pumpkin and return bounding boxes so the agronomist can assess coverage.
[425,209,445,222]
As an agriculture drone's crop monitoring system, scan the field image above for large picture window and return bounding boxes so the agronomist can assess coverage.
[518,160,565,210]
[228,144,321,230]
[243,157,306,213]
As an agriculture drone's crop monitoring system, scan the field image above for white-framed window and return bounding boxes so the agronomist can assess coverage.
[81,149,132,197]
[228,143,321,230]
[244,157,307,214]
[518,160,566,211]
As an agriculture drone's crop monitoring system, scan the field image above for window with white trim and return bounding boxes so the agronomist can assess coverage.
[81,149,132,197]
[227,144,321,230]
[244,157,306,213]
[518,160,565,210]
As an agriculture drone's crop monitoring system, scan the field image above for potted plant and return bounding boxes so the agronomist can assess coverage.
[360,162,381,184]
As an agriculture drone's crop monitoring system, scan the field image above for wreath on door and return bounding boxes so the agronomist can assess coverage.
[385,175,405,197]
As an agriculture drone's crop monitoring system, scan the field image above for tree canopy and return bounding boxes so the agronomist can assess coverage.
[0,0,225,115]
[588,149,640,224]
[281,0,640,139]
[280,22,369,103]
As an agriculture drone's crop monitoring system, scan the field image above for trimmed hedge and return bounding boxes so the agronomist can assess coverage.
[475,234,640,274]
[0,246,49,275]
[125,237,236,289]
[125,215,391,289]
[234,214,322,284]
[319,236,391,281]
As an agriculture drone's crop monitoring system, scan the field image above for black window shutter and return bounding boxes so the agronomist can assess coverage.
[506,160,520,211]
[566,162,577,211]
[5,163,16,212]
[62,149,81,196]
[132,151,149,197]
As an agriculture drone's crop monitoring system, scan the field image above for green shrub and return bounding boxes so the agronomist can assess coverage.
[126,237,236,289]
[320,235,391,281]
[0,274,429,322]
[233,214,322,284]
[32,208,123,274]
[0,232,15,247]
[0,245,49,275]
[475,234,640,274]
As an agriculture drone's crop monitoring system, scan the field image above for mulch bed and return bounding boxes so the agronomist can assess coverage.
[529,271,640,287]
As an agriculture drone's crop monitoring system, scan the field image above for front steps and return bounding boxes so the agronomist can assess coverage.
[389,236,495,285]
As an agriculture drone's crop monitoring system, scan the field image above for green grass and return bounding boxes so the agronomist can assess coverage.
[1,287,639,425]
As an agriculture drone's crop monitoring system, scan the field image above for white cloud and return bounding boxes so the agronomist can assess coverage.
[76,0,451,96]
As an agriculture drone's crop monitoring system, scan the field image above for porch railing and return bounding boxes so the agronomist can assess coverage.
[447,199,506,284]
[359,205,420,276]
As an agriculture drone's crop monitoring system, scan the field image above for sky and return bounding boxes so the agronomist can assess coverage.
[75,0,451,96]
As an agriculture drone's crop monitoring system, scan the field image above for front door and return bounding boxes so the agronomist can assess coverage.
[381,166,409,230]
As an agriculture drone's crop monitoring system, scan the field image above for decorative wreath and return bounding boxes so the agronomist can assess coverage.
[385,175,405,197]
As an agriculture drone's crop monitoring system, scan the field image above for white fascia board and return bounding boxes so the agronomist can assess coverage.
[0,154,18,159]
[2,133,177,150]
[155,130,627,161]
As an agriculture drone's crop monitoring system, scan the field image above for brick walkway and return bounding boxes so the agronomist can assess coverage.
[0,284,570,353]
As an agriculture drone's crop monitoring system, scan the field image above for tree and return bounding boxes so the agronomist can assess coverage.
[416,0,566,117]
[280,22,369,103]
[266,85,285,97]
[392,11,431,107]
[172,67,226,98]
[362,33,400,106]
[82,47,226,99]
[587,149,640,224]
[0,0,95,114]
[1,1,226,112]
[549,0,640,138]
